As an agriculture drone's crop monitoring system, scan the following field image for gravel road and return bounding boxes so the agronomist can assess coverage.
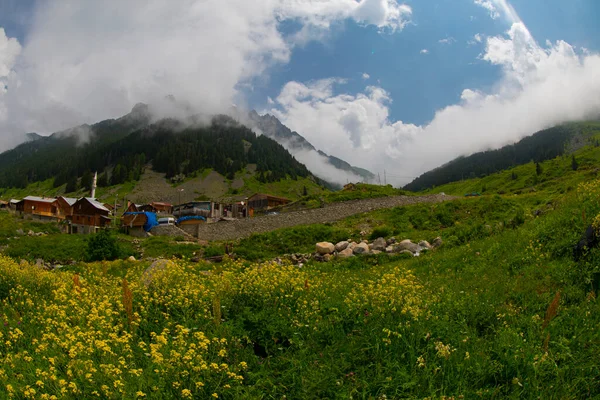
[195,194,455,241]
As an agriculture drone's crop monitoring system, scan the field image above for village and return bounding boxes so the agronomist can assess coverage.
[2,174,292,239]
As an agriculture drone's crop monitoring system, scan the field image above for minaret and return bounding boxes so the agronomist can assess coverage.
[91,172,98,198]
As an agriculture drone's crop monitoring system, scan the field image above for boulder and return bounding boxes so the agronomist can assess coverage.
[432,237,443,248]
[361,239,369,244]
[316,242,335,255]
[385,245,395,253]
[15,229,24,236]
[142,259,176,287]
[371,237,387,251]
[395,240,421,254]
[418,240,433,250]
[323,254,332,262]
[371,250,382,255]
[348,242,357,250]
[127,256,136,262]
[386,237,397,246]
[337,248,354,258]
[353,242,370,255]
[28,230,35,236]
[335,241,349,252]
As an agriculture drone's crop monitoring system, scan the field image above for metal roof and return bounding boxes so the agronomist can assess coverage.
[84,197,110,212]
[57,196,77,206]
[23,196,57,204]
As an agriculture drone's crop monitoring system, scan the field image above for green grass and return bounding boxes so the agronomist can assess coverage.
[141,236,204,259]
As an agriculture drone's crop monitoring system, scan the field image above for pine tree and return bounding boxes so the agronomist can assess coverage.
[535,162,542,176]
[571,155,579,171]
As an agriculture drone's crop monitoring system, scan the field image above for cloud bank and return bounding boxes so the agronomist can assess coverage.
[0,0,412,148]
[269,21,600,184]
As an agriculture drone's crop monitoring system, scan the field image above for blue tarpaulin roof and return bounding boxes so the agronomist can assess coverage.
[176,215,206,225]
[123,212,158,232]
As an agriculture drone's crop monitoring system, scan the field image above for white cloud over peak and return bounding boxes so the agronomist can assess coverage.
[0,0,411,148]
[420,49,429,54]
[362,73,370,80]
[270,22,600,185]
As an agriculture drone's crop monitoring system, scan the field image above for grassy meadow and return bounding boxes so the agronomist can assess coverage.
[0,174,599,398]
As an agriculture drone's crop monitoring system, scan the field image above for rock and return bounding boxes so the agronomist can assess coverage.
[348,242,357,250]
[335,241,349,252]
[28,230,35,236]
[361,239,369,244]
[432,237,443,248]
[127,256,136,262]
[19,259,28,267]
[386,237,397,246]
[337,248,354,258]
[316,242,335,255]
[399,250,415,257]
[35,259,44,268]
[323,254,332,262]
[16,229,24,236]
[385,245,395,253]
[418,240,433,250]
[395,240,421,254]
[353,242,370,255]
[36,232,44,237]
[371,250,382,255]
[142,259,176,287]
[372,237,387,251]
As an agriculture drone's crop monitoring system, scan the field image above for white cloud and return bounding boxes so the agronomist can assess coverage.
[420,49,429,54]
[473,0,500,19]
[362,73,370,80]
[270,22,600,185]
[438,37,456,45]
[0,0,411,148]
[468,33,484,46]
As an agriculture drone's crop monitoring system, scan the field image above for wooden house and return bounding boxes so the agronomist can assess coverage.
[55,196,77,220]
[247,193,291,213]
[68,197,111,234]
[17,196,59,220]
[140,202,173,214]
[0,200,8,210]
[173,201,223,222]
[126,202,142,213]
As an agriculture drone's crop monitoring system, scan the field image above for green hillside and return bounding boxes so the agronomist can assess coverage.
[405,121,600,192]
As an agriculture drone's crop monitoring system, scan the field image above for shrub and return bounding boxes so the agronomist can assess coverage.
[85,229,120,261]
[369,226,391,240]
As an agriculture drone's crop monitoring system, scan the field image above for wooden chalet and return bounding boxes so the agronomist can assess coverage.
[16,196,59,220]
[140,202,173,214]
[55,196,77,220]
[68,198,111,234]
[0,200,7,210]
[247,193,291,212]
[125,202,142,213]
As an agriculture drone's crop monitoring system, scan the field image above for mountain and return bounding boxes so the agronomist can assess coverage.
[404,122,600,192]
[0,105,315,191]
[247,110,375,183]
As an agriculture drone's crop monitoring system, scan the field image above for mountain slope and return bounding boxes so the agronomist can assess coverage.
[0,106,316,192]
[247,111,375,183]
[404,122,600,192]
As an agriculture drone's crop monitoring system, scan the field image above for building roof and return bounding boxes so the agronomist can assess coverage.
[23,196,58,204]
[248,193,291,202]
[9,199,20,204]
[84,197,110,212]
[57,196,77,206]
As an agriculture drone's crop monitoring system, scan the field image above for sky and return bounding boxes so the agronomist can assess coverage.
[0,0,599,185]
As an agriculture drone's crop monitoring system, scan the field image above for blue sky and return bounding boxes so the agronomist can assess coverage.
[0,0,599,184]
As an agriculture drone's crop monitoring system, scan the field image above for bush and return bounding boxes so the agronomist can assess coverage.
[86,229,120,261]
[369,226,392,240]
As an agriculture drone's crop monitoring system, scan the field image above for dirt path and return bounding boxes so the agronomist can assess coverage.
[196,194,455,241]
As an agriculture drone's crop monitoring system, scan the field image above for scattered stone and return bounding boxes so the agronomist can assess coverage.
[19,259,28,267]
[399,250,415,257]
[371,237,387,251]
[353,242,370,255]
[28,230,35,236]
[36,232,44,237]
[16,229,24,236]
[323,254,332,262]
[386,237,397,246]
[432,237,443,248]
[142,259,176,287]
[385,245,395,253]
[361,239,369,244]
[371,250,382,255]
[316,242,335,255]
[335,241,349,252]
[127,256,136,262]
[348,242,357,250]
[337,248,354,258]
[418,240,433,250]
[395,240,421,254]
